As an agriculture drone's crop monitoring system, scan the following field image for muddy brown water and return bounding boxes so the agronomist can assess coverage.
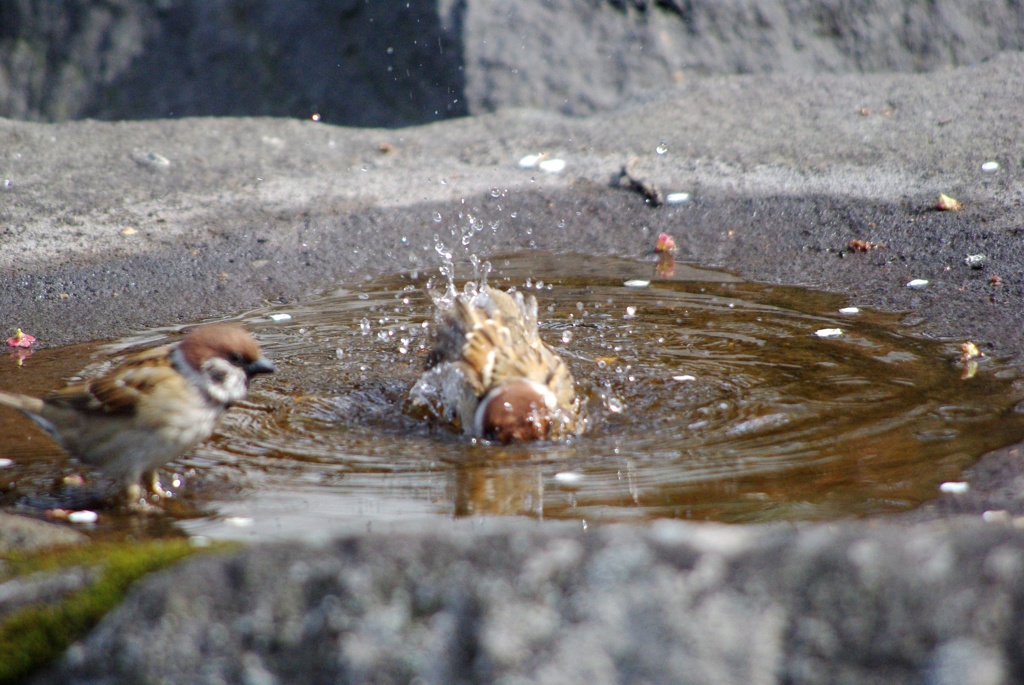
[2,252,1023,542]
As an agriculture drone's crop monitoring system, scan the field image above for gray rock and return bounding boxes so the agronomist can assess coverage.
[0,513,85,555]
[2,1,1023,125]
[32,520,1024,684]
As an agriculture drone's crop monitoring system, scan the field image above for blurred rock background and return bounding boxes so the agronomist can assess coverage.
[1,0,1021,126]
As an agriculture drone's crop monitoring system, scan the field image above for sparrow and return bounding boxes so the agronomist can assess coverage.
[0,323,275,502]
[408,285,582,443]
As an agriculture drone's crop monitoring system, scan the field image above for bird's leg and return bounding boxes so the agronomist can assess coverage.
[144,470,170,499]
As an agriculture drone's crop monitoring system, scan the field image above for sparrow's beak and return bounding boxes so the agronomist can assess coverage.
[245,356,276,377]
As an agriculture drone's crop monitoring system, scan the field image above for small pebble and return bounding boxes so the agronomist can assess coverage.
[982,510,1011,524]
[964,254,986,269]
[939,481,969,494]
[68,510,98,524]
[267,313,292,322]
[815,328,843,338]
[132,151,171,169]
[624,306,637,319]
[665,192,691,204]
[673,374,696,381]
[981,161,999,173]
[906,279,929,289]
[538,158,566,174]
[624,279,650,288]
[0,458,13,469]
[518,153,544,169]
[839,307,860,315]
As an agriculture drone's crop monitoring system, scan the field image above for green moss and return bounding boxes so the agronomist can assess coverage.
[0,539,236,684]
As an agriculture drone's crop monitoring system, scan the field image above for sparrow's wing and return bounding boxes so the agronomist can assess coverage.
[459,313,509,392]
[477,288,542,342]
[44,348,179,416]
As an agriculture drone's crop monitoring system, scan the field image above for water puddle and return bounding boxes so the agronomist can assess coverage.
[3,251,1024,541]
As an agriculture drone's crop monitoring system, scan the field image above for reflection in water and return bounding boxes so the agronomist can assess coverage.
[1,252,1023,540]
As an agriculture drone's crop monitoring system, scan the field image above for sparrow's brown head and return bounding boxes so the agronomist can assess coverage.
[476,379,554,443]
[179,324,275,378]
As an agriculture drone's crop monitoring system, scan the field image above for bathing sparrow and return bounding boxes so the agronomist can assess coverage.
[0,323,275,502]
[408,285,581,442]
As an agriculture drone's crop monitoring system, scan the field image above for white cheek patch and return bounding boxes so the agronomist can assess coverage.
[201,359,249,406]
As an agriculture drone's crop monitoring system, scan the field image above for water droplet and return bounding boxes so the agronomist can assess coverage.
[606,397,624,413]
[656,142,668,155]
[561,330,573,344]
[359,318,371,335]
[225,516,254,527]
[490,188,502,198]
[432,212,442,223]
[554,471,584,489]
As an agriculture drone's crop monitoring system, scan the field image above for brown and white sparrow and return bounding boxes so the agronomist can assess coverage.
[408,285,582,443]
[0,323,274,502]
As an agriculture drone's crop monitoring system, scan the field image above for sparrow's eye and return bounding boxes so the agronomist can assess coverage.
[227,352,245,366]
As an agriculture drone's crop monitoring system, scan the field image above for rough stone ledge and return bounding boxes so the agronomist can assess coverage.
[31,518,1024,685]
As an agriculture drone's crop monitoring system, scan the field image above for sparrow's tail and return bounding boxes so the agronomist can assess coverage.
[0,390,45,416]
